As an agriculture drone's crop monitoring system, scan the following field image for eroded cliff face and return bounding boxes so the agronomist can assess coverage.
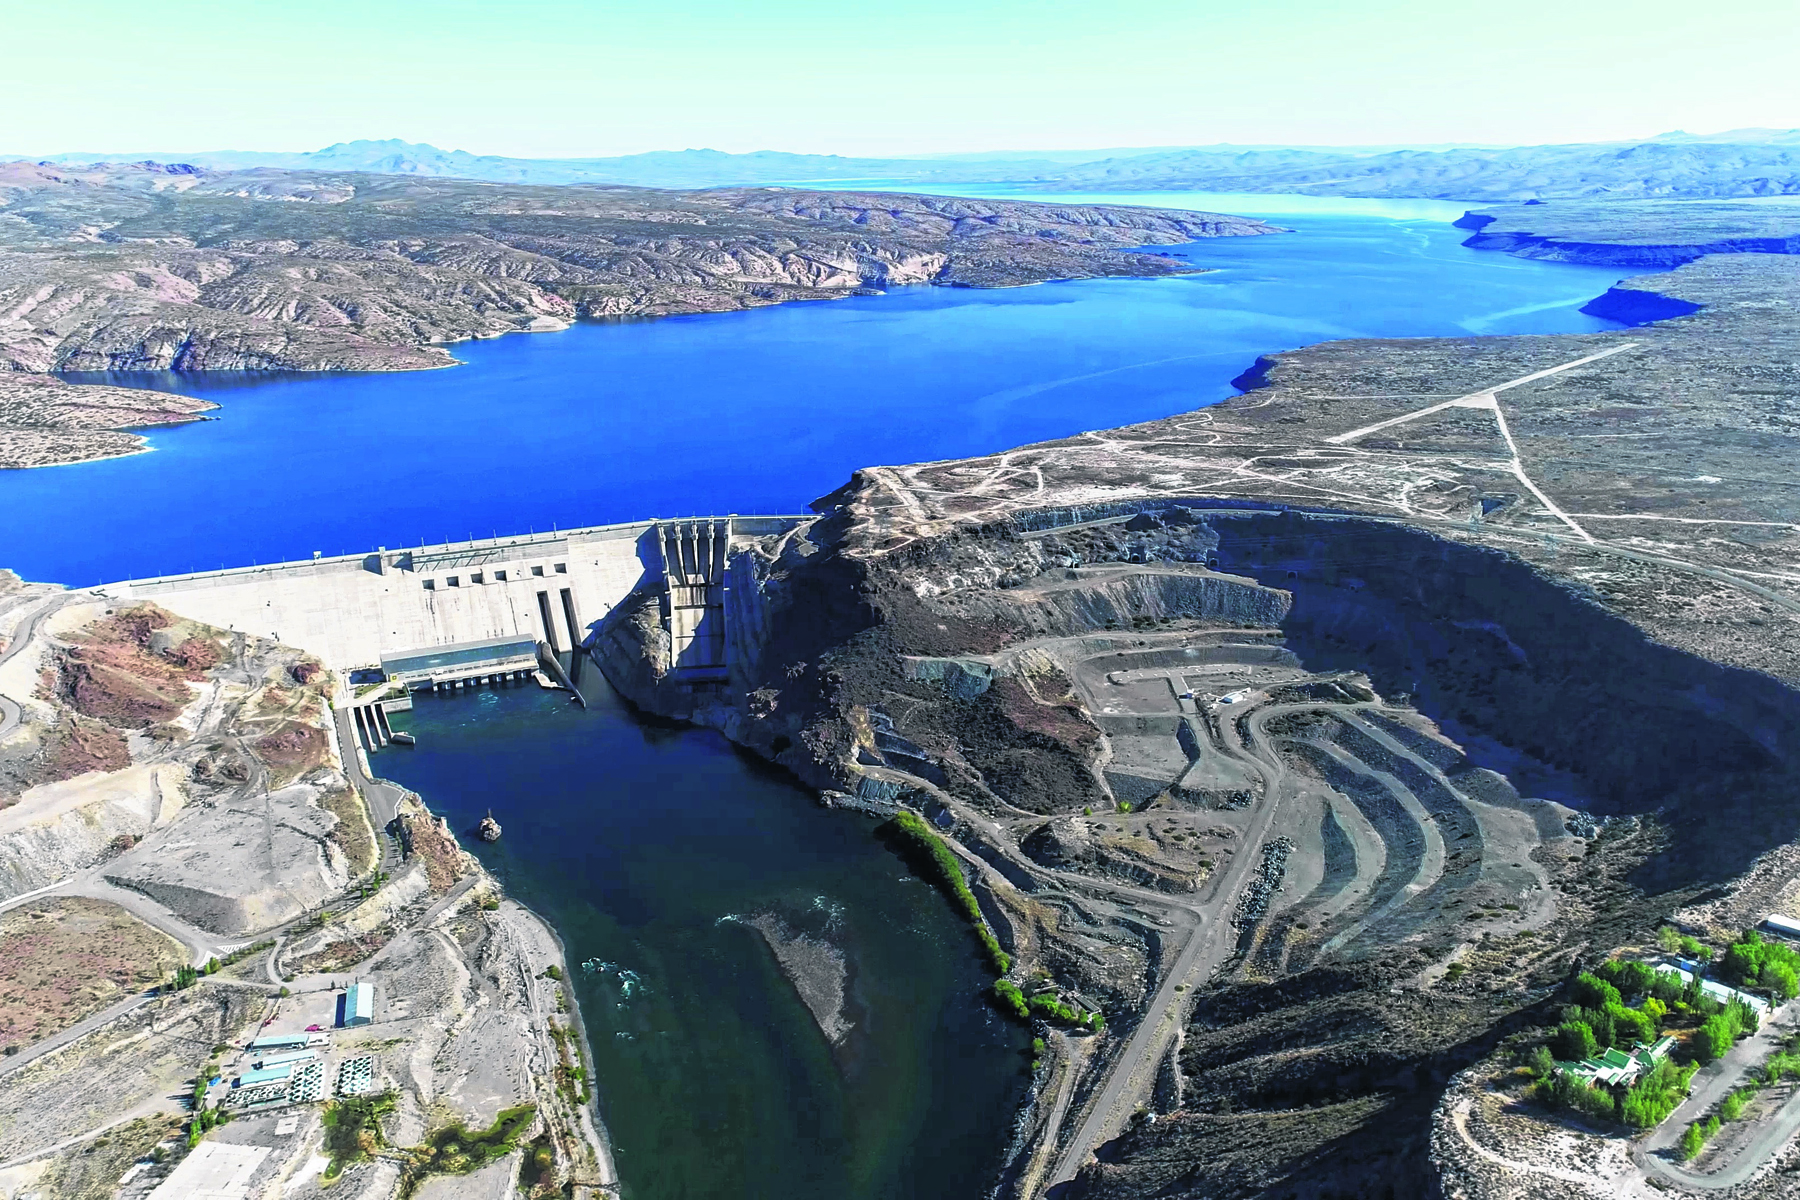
[0,162,1277,376]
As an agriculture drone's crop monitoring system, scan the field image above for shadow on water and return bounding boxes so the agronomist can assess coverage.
[377,674,1029,1200]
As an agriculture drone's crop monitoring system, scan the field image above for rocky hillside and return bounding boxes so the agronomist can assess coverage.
[0,160,1274,376]
[590,200,1800,1198]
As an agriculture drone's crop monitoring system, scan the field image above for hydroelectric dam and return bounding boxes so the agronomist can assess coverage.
[101,514,808,716]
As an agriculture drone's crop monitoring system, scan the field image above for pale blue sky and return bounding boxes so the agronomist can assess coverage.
[10,0,1799,157]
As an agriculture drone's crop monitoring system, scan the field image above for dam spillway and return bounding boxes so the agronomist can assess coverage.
[104,516,807,675]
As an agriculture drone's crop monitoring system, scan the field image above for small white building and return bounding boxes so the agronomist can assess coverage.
[1655,962,1771,1013]
[1763,913,1800,942]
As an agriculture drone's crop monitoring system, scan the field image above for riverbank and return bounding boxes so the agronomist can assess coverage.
[375,682,1032,1200]
[510,887,621,1192]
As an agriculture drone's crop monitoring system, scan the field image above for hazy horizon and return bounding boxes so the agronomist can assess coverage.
[7,0,1799,161]
[14,129,1800,168]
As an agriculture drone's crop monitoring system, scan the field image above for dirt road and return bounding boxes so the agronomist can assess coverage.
[1043,697,1297,1189]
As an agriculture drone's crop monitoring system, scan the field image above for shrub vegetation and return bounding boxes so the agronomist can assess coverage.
[1719,930,1800,1000]
[885,811,1011,974]
[323,1093,398,1179]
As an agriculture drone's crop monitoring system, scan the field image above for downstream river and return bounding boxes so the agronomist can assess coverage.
[0,194,1634,1199]
[374,681,1023,1199]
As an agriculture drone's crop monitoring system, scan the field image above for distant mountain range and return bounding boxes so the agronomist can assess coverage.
[18,132,1800,200]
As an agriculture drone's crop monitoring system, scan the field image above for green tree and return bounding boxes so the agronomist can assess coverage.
[1619,1058,1697,1130]
[1769,962,1799,1001]
[1722,1091,1747,1121]
[1615,960,1658,998]
[1573,973,1622,1010]
[1583,1006,1617,1049]
[992,980,1029,1021]
[1554,1021,1598,1062]
[1547,1071,1616,1122]
[886,812,1011,974]
[1527,1045,1556,1079]
[1608,1001,1655,1047]
[1681,1121,1706,1160]
[1698,1014,1735,1062]
[1658,926,1683,954]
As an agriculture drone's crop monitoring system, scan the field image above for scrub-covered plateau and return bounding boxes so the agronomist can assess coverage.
[0,159,1275,465]
[593,198,1800,1198]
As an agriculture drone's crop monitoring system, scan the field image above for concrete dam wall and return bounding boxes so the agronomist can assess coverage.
[107,516,806,671]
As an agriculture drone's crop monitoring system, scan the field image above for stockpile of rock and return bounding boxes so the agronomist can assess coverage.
[1235,837,1295,929]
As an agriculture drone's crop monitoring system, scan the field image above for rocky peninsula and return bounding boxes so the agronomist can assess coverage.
[0,160,1276,467]
[0,372,216,468]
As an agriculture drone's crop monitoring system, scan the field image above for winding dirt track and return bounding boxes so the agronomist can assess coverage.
[867,687,1350,1192]
[1040,702,1314,1189]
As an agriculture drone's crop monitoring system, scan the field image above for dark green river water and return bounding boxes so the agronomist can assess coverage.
[378,679,1028,1200]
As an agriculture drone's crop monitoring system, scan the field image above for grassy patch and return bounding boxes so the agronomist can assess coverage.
[401,1105,537,1196]
[881,810,1010,974]
[323,1092,398,1179]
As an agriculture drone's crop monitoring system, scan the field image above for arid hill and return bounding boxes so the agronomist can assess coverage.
[591,198,1800,1198]
[0,160,1273,466]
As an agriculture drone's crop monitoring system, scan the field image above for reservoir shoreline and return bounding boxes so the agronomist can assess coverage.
[0,198,1660,1199]
[0,200,1634,586]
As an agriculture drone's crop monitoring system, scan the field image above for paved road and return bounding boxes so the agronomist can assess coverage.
[1635,1000,1800,1189]
[0,990,155,1080]
[64,876,236,966]
[0,863,241,970]
[335,704,407,827]
[0,594,68,740]
[273,874,482,996]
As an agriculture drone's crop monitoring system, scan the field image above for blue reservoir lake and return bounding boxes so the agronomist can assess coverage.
[1,193,1627,586]
[2,194,1636,1199]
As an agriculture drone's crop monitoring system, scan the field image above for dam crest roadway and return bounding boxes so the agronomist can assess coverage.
[94,515,807,683]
